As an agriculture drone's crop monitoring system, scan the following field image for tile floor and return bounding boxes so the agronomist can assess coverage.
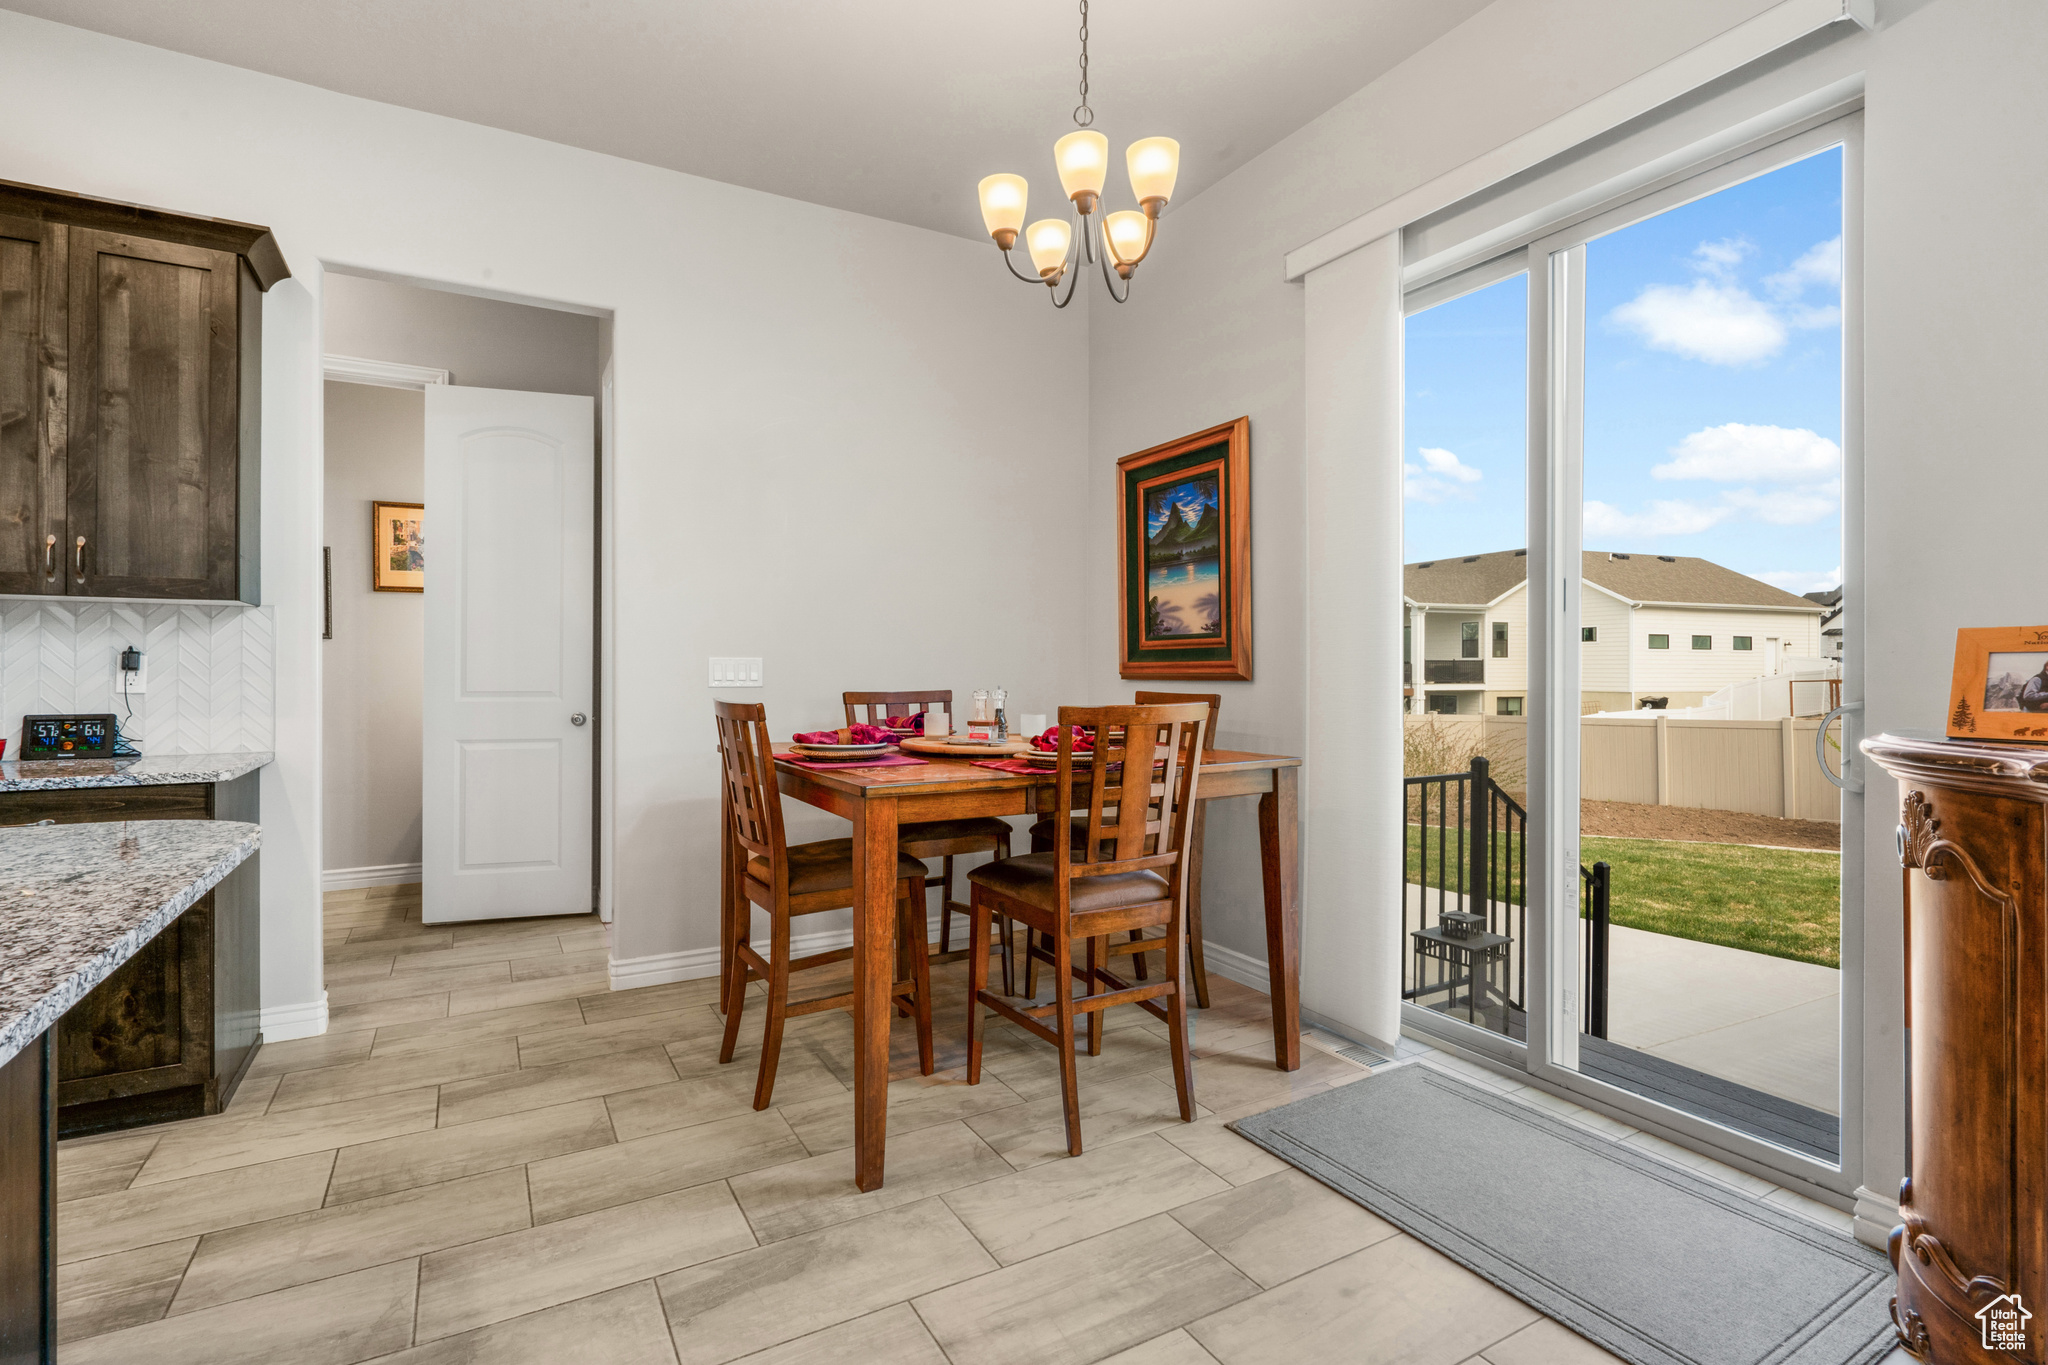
[52,884,1857,1364]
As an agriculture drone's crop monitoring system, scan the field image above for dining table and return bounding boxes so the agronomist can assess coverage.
[721,742,1303,1192]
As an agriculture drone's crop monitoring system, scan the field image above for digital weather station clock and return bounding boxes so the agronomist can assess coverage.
[18,714,119,760]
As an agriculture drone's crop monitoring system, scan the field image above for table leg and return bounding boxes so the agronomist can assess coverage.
[1257,766,1301,1071]
[851,794,900,1192]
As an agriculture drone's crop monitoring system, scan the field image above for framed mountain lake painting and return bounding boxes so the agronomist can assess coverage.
[1117,417,1251,681]
[372,500,425,592]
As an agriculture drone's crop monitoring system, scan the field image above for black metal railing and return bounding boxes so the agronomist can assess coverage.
[1580,861,1610,1039]
[1404,755,1526,1037]
[1422,658,1485,685]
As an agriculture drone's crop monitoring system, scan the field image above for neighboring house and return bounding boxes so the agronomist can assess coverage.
[1403,550,1830,715]
[1806,587,1845,659]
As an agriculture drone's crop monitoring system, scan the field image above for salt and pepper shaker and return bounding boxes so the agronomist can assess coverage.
[993,686,1008,741]
[971,689,991,723]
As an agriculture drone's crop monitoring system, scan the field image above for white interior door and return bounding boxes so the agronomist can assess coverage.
[423,385,594,923]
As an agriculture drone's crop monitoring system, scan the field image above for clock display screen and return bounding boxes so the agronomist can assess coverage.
[25,717,112,758]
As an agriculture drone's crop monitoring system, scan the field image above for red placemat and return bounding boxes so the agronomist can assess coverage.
[971,759,1044,775]
[777,752,929,772]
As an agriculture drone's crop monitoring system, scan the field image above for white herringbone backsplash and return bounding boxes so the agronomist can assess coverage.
[0,602,276,755]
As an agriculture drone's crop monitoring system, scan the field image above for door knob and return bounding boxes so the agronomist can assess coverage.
[571,713,588,726]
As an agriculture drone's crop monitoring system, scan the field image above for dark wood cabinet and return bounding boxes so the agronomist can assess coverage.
[1864,734,2047,1365]
[0,778,262,1139]
[0,179,285,604]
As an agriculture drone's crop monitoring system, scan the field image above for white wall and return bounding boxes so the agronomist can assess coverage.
[0,11,1090,1029]
[321,382,425,877]
[324,273,601,398]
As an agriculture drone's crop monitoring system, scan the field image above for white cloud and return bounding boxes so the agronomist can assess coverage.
[1724,483,1842,525]
[1582,499,1731,539]
[1652,423,1841,482]
[1765,236,1842,299]
[1609,281,1786,365]
[1691,237,1755,280]
[1403,446,1484,503]
[1754,565,1843,595]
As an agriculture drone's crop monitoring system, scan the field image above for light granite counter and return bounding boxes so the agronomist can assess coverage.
[0,820,260,1067]
[0,751,271,792]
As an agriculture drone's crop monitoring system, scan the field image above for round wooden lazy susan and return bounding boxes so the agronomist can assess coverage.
[897,736,1033,757]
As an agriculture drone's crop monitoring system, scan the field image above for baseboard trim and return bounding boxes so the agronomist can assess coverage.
[261,992,328,1041]
[609,910,970,991]
[1196,939,1272,994]
[1852,1184,1900,1252]
[323,863,423,892]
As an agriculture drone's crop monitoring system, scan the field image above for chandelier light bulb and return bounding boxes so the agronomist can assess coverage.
[1103,211,1150,270]
[1025,218,1073,280]
[1054,130,1110,204]
[978,174,1029,249]
[1125,137,1180,206]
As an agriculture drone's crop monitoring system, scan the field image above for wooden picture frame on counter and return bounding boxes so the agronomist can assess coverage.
[1947,625,2048,742]
[372,501,425,593]
[1116,417,1251,681]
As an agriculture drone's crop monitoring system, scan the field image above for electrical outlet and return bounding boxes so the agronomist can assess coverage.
[116,651,147,695]
[709,657,763,687]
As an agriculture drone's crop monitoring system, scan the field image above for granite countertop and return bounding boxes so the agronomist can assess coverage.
[0,751,272,792]
[0,820,260,1068]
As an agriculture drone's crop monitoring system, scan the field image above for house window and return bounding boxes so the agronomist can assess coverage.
[1426,694,1459,715]
[1581,626,1597,643]
[1733,636,1752,651]
[1648,634,1669,649]
[1460,620,1480,659]
[1497,696,1523,716]
[1692,635,1712,650]
[1492,622,1509,658]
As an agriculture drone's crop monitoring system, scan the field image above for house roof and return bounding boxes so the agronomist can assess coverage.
[1403,549,1825,611]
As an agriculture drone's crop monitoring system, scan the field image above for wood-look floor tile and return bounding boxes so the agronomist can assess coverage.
[1099,1330,1225,1365]
[328,992,450,1034]
[666,1008,852,1089]
[57,1258,418,1365]
[392,936,576,973]
[321,953,398,983]
[1186,1234,1538,1365]
[942,1131,1228,1265]
[327,1098,614,1205]
[370,999,585,1058]
[245,1029,376,1078]
[577,975,723,1025]
[1164,1043,1363,1121]
[965,1074,1207,1171]
[172,1166,530,1314]
[512,947,610,980]
[270,1039,519,1113]
[557,927,609,952]
[446,970,611,1017]
[59,1151,335,1263]
[417,1181,755,1342]
[1170,1168,1398,1288]
[1480,1316,1627,1365]
[437,1047,679,1127]
[56,1238,196,1343]
[59,1128,160,1172]
[725,1302,950,1365]
[347,922,453,947]
[914,1214,1257,1365]
[358,1280,679,1365]
[450,914,598,944]
[776,1067,1024,1156]
[517,1004,727,1070]
[1155,1118,1288,1187]
[602,1058,846,1143]
[328,961,513,1008]
[526,1108,804,1224]
[729,1119,1012,1243]
[131,1088,438,1187]
[976,1027,1176,1102]
[656,1197,994,1365]
[58,1161,146,1201]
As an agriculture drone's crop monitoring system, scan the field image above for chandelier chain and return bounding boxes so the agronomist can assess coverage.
[1073,0,1093,127]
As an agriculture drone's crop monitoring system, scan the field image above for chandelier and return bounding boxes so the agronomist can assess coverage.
[975,0,1180,307]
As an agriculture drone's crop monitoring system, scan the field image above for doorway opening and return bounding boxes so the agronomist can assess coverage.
[319,271,609,925]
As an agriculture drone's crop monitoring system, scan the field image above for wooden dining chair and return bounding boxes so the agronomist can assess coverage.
[844,689,1018,992]
[1028,691,1220,1007]
[964,702,1208,1156]
[715,700,935,1109]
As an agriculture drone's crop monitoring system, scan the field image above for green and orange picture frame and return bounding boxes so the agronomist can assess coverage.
[1117,417,1251,681]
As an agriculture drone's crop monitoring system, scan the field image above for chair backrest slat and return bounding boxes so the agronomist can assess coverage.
[714,701,787,879]
[1133,691,1221,753]
[1055,702,1207,901]
[843,690,952,727]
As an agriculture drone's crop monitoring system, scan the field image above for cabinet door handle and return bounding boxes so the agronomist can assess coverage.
[44,534,55,578]
[74,536,86,582]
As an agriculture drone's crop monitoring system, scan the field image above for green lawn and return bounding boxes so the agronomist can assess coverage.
[1406,826,1841,968]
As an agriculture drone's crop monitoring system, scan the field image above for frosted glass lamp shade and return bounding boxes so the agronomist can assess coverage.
[1125,137,1180,205]
[978,174,1028,247]
[1054,130,1110,201]
[1025,218,1072,279]
[1103,210,1149,267]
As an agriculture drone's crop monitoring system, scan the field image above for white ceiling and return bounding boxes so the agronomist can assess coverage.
[5,0,1491,239]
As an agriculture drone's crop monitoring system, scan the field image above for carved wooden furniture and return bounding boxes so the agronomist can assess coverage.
[0,778,261,1137]
[737,741,1301,1190]
[714,701,934,1110]
[965,703,1207,1156]
[1863,733,2048,1365]
[842,689,1016,984]
[0,179,289,603]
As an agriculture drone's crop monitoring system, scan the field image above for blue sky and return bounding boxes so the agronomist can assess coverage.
[1403,145,1843,596]
[1146,477,1219,536]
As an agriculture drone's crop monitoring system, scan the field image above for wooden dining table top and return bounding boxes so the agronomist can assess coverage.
[769,745,1301,796]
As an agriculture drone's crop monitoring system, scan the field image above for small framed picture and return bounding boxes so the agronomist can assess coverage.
[372,501,424,593]
[1947,626,2048,743]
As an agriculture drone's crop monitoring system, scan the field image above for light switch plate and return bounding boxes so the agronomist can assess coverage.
[709,657,763,688]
